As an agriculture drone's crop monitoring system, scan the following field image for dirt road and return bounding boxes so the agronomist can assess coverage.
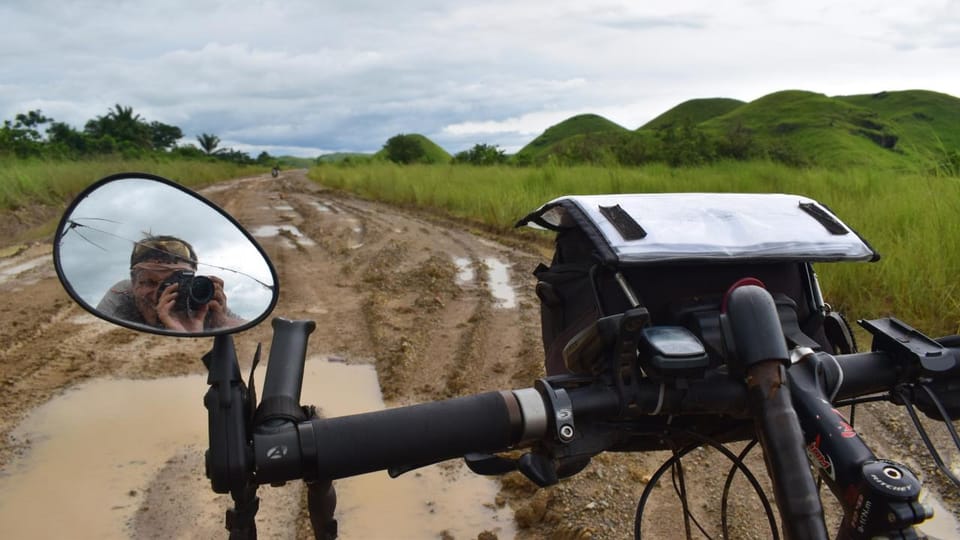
[0,170,957,539]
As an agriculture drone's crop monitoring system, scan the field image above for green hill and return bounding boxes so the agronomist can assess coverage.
[374,133,452,164]
[316,152,373,163]
[694,90,908,168]
[274,155,316,168]
[416,135,453,163]
[835,90,960,162]
[640,98,745,130]
[521,89,960,170]
[514,114,629,164]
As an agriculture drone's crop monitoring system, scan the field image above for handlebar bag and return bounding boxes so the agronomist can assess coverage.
[518,193,878,375]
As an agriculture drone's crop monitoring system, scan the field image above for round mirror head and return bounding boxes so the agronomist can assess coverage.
[54,173,279,337]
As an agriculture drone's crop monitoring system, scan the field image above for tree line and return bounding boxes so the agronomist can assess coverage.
[375,120,810,168]
[0,104,278,165]
[2,104,820,170]
[379,134,508,165]
[536,119,810,168]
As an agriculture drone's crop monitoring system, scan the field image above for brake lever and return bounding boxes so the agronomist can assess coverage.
[464,453,517,475]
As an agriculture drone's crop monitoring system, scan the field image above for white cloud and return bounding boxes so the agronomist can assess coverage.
[1,0,958,157]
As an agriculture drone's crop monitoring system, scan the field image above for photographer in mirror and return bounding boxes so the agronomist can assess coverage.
[97,235,245,332]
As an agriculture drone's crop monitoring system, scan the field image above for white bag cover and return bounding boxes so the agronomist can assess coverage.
[520,193,877,265]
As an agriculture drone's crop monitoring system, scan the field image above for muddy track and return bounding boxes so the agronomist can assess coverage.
[0,170,958,539]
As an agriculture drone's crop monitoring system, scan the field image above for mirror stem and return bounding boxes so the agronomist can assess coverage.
[204,334,256,501]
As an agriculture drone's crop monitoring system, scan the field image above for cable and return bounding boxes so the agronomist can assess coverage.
[719,440,780,540]
[897,387,960,489]
[669,450,699,539]
[634,431,778,540]
[918,384,960,452]
[832,395,888,408]
[824,351,844,402]
[648,383,665,416]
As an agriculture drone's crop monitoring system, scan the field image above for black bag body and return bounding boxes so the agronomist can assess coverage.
[518,193,878,376]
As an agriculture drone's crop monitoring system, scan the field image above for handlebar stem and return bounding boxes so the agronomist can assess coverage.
[788,353,931,538]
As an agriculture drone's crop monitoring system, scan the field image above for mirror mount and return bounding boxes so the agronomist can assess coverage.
[203,333,261,534]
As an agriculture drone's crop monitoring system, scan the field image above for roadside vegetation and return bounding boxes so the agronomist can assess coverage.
[309,160,960,339]
[3,88,959,337]
[0,158,260,211]
[339,89,960,174]
[306,89,960,336]
[0,103,286,210]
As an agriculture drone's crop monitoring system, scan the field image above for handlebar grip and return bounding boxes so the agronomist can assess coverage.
[258,318,316,423]
[307,391,522,480]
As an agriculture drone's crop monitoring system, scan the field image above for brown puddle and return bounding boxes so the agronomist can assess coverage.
[918,491,960,540]
[0,357,515,539]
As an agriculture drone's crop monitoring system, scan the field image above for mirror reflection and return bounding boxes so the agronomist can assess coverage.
[56,176,277,336]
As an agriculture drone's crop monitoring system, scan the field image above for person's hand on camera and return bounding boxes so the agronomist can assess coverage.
[156,281,209,332]
[205,276,246,329]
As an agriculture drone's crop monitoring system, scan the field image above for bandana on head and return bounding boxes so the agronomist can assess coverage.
[130,238,196,269]
[132,261,195,273]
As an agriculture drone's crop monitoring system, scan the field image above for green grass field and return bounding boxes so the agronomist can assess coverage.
[0,158,262,210]
[0,158,264,246]
[3,157,957,339]
[310,161,960,337]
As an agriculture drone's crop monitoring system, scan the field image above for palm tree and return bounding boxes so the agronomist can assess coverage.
[196,133,222,155]
[84,104,151,148]
[107,104,140,124]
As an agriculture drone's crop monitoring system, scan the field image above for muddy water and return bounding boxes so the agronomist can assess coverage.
[918,491,960,539]
[250,224,317,248]
[453,256,518,309]
[0,357,515,539]
[0,256,47,284]
[0,376,207,538]
[483,258,516,309]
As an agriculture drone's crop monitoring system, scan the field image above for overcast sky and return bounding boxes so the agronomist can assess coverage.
[2,0,958,157]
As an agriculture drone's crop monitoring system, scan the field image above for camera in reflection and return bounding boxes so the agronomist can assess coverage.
[158,270,215,311]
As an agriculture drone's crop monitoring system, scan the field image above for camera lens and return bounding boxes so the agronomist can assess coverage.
[188,275,215,308]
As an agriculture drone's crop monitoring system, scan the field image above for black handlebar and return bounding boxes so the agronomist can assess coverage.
[241,313,960,539]
[251,389,540,485]
[251,344,950,481]
[308,390,527,479]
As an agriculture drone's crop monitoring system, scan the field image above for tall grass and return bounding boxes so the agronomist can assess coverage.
[0,158,261,210]
[311,161,960,336]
